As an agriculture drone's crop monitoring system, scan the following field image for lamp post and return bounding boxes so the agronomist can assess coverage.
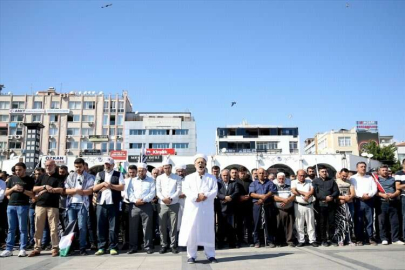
[361,152,374,171]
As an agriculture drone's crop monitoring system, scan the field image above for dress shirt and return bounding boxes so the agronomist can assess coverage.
[249,179,277,203]
[124,175,155,203]
[350,174,377,198]
[291,179,315,204]
[156,173,182,205]
[98,170,125,205]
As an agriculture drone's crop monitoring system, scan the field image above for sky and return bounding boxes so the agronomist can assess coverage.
[0,0,404,155]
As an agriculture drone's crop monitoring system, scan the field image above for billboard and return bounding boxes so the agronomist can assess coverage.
[110,150,127,160]
[356,121,378,133]
[357,132,379,152]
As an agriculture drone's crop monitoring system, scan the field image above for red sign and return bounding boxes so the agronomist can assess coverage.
[110,150,127,160]
[146,148,175,156]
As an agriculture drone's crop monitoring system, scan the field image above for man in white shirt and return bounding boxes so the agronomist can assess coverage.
[291,170,318,247]
[350,161,377,246]
[179,154,218,264]
[156,160,182,254]
[93,158,125,255]
[123,163,155,254]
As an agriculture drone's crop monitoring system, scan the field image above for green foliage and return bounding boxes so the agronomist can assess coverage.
[362,141,397,167]
[391,162,402,173]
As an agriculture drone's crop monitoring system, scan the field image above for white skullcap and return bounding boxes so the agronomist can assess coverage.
[175,164,186,170]
[104,157,115,165]
[137,163,147,169]
[277,172,285,177]
[194,154,207,162]
[162,159,172,166]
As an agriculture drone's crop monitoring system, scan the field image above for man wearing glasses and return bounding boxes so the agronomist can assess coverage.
[64,158,95,255]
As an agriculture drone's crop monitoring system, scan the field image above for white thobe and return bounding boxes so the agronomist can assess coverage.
[178,172,218,259]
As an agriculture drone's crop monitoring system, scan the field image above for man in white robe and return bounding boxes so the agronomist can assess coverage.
[178,154,218,264]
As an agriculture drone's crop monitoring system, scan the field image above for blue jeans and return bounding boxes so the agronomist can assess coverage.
[67,203,88,250]
[6,205,29,251]
[354,199,374,242]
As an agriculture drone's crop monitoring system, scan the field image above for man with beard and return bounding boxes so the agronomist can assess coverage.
[211,166,221,182]
[179,154,218,264]
[0,163,34,257]
[251,169,258,181]
[29,160,64,257]
[306,167,316,181]
[236,166,254,247]
[93,158,125,256]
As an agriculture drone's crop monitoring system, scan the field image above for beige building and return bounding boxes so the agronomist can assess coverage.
[304,128,359,156]
[0,87,132,160]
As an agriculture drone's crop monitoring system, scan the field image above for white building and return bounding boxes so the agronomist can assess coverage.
[124,112,197,159]
[215,123,299,155]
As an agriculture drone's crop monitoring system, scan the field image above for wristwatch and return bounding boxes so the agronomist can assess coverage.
[43,185,46,190]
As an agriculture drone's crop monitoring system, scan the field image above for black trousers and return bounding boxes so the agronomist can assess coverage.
[252,204,273,244]
[235,203,253,244]
[317,204,336,242]
[0,200,8,244]
[87,199,97,246]
[377,200,400,242]
[217,212,236,246]
[120,202,130,247]
[96,203,119,250]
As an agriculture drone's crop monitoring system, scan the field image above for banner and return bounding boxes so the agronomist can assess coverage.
[146,148,175,156]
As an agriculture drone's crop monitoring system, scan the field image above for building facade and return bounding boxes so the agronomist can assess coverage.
[124,112,197,157]
[304,128,359,155]
[0,87,132,161]
[215,123,300,155]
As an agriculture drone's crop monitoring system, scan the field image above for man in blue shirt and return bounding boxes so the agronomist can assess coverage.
[249,168,277,248]
[376,165,403,245]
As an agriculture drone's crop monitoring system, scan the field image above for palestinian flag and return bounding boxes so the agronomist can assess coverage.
[59,219,77,257]
[119,163,127,174]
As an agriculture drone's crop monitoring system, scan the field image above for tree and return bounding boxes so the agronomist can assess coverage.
[362,141,398,168]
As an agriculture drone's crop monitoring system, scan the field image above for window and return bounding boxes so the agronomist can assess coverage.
[0,142,7,149]
[103,115,108,125]
[9,128,23,135]
[117,128,123,136]
[103,101,109,112]
[338,137,351,147]
[130,129,145,135]
[81,128,94,135]
[67,128,80,135]
[257,141,278,150]
[116,142,122,150]
[0,101,10,109]
[150,143,170,149]
[48,141,57,149]
[11,115,24,122]
[51,101,59,109]
[110,101,116,112]
[66,140,79,149]
[12,101,24,109]
[109,128,115,136]
[318,139,327,150]
[173,143,189,149]
[49,115,59,122]
[49,128,58,135]
[118,101,124,112]
[149,129,169,135]
[67,115,80,122]
[82,115,94,122]
[102,128,108,135]
[9,141,22,149]
[68,101,81,109]
[32,115,42,122]
[83,101,96,109]
[129,143,143,149]
[0,128,7,136]
[117,115,124,125]
[101,142,108,153]
[33,101,42,109]
[80,141,93,150]
[0,115,9,122]
[173,129,189,135]
[289,141,298,153]
[109,142,115,151]
[110,115,115,125]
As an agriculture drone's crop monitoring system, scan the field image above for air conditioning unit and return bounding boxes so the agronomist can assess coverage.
[66,149,72,154]
[50,121,56,125]
[66,135,73,139]
[8,135,14,139]
[81,135,87,139]
[49,135,55,139]
[88,122,94,127]
[15,135,22,140]
[18,122,24,126]
[117,135,122,139]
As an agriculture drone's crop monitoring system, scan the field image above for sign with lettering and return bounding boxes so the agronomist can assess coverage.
[128,155,163,163]
[146,148,175,156]
[89,135,109,142]
[41,155,67,166]
[110,150,127,160]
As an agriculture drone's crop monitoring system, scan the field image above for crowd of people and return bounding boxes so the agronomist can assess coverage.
[0,155,404,264]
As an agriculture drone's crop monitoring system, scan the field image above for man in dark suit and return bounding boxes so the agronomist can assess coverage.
[217,169,240,249]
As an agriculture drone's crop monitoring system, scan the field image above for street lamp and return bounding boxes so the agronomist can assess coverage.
[361,152,374,170]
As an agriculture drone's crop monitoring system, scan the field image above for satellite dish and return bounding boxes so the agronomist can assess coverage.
[135,111,139,114]
[92,91,96,95]
[221,148,227,153]
[35,92,39,95]
[78,91,82,95]
[83,91,88,95]
[99,91,104,95]
[7,92,12,95]
[69,91,74,94]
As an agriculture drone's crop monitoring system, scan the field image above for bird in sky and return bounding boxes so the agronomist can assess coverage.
[231,102,237,107]
[101,4,113,8]
[346,3,350,8]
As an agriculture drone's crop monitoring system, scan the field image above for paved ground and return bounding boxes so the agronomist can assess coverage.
[0,245,404,270]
